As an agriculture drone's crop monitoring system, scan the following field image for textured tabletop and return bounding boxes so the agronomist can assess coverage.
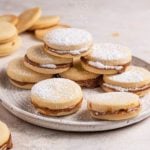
[0,0,150,150]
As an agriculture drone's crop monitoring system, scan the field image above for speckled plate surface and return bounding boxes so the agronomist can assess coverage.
[0,56,150,132]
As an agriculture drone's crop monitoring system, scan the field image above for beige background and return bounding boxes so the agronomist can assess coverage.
[0,0,150,149]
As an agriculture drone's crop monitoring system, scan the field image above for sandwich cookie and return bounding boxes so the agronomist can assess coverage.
[7,58,51,89]
[16,7,41,33]
[24,45,73,74]
[86,92,141,120]
[0,121,12,150]
[31,78,83,116]
[81,43,132,74]
[30,16,60,30]
[102,66,150,97]
[0,14,18,25]
[59,62,101,88]
[0,36,21,57]
[35,24,70,41]
[0,21,17,44]
[44,28,93,58]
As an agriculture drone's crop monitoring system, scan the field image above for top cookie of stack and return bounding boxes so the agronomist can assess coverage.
[43,28,93,58]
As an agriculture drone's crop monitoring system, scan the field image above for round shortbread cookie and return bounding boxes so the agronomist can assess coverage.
[30,16,60,30]
[31,78,83,116]
[86,43,132,65]
[103,66,150,88]
[16,7,41,33]
[24,45,73,74]
[0,14,18,25]
[81,43,131,74]
[35,24,70,40]
[0,21,17,44]
[0,121,12,149]
[0,36,21,57]
[7,57,51,89]
[44,28,93,51]
[59,62,101,88]
[86,91,141,120]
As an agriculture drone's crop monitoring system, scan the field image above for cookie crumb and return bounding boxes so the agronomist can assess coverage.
[112,32,120,37]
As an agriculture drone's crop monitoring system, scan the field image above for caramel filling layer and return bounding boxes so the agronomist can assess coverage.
[0,135,12,150]
[32,99,82,115]
[75,76,102,88]
[24,55,72,69]
[9,77,35,86]
[90,105,140,116]
[81,57,130,73]
[102,83,150,92]
[45,44,88,56]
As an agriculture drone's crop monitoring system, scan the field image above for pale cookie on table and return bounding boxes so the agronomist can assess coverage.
[86,92,141,120]
[43,28,93,58]
[0,14,18,25]
[81,43,132,74]
[6,57,52,89]
[0,121,12,150]
[31,78,83,116]
[0,36,21,57]
[29,16,60,30]
[24,45,73,74]
[16,7,41,33]
[35,24,70,40]
[59,61,101,88]
[102,66,150,97]
[0,21,17,44]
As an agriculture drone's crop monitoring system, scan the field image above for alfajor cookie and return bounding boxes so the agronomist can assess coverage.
[35,24,70,40]
[16,7,41,33]
[43,28,93,58]
[86,92,141,120]
[0,14,18,25]
[24,45,73,74]
[102,66,150,97]
[0,121,12,150]
[7,57,51,89]
[0,21,17,44]
[0,36,21,57]
[81,43,132,74]
[31,78,83,116]
[30,16,60,30]
[59,62,101,88]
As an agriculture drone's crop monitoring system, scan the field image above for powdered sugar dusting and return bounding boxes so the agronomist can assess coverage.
[31,78,82,102]
[88,61,123,70]
[85,91,139,105]
[110,69,144,83]
[91,43,131,60]
[44,28,92,48]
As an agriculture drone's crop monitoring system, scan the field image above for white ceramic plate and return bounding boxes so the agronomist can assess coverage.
[0,56,150,132]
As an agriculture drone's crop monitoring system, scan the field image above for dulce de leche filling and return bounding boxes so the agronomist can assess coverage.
[24,55,72,69]
[32,99,82,115]
[81,57,130,73]
[102,83,150,93]
[0,135,12,150]
[44,44,88,56]
[75,76,102,88]
[89,105,140,116]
